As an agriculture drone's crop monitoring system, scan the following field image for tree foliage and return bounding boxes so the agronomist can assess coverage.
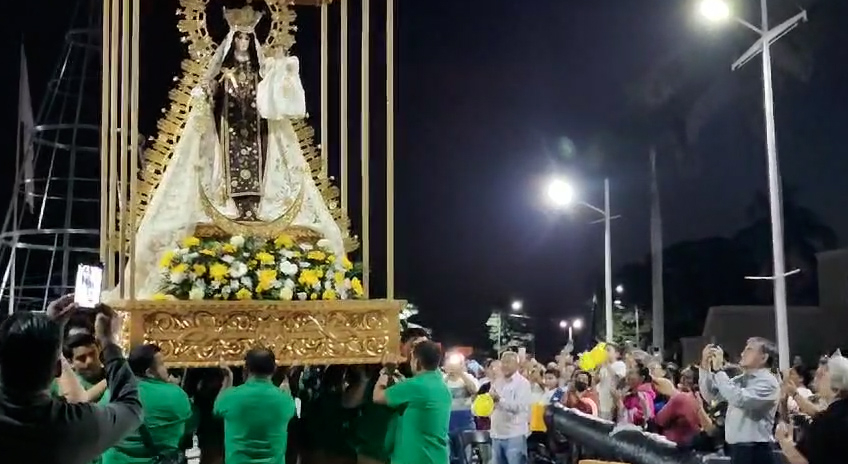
[486,311,534,354]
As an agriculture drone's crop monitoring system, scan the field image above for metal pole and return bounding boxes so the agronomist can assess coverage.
[320,1,328,178]
[635,306,640,348]
[604,178,613,342]
[760,0,790,371]
[568,326,573,342]
[340,0,348,213]
[386,0,395,299]
[361,0,371,297]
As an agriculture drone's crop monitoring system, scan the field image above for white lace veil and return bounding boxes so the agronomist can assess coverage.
[201,21,266,84]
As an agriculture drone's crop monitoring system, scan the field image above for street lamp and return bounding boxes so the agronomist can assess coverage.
[558,317,584,341]
[511,300,523,311]
[698,0,807,371]
[699,0,730,22]
[546,177,615,343]
[615,284,624,294]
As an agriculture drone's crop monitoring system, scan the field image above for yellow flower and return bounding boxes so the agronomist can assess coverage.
[182,236,201,248]
[235,288,253,300]
[310,292,318,300]
[322,288,337,300]
[291,251,302,259]
[351,277,364,297]
[209,263,229,281]
[171,263,188,275]
[159,251,175,269]
[222,243,236,254]
[256,269,278,292]
[307,250,327,261]
[152,293,169,301]
[298,269,320,287]
[248,260,258,269]
[334,271,346,285]
[199,249,216,257]
[316,269,324,279]
[326,254,336,263]
[192,264,207,276]
[274,234,294,249]
[342,256,353,270]
[256,251,275,265]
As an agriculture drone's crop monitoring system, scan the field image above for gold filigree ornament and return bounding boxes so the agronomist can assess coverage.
[136,0,355,249]
[113,299,404,366]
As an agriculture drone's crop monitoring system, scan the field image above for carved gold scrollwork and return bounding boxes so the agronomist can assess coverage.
[115,299,403,366]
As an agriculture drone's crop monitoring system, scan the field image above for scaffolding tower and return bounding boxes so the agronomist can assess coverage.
[0,0,102,313]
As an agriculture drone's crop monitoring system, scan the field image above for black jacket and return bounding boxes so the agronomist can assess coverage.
[0,343,144,463]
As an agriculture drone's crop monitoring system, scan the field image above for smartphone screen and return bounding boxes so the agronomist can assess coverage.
[74,264,103,309]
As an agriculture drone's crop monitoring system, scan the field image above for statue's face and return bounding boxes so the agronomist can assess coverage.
[235,32,251,52]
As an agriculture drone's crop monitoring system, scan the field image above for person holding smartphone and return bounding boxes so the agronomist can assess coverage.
[0,295,143,464]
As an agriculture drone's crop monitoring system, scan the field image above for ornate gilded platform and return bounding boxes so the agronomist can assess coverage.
[112,299,402,366]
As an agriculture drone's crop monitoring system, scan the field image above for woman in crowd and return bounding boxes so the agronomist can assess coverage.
[651,366,701,445]
[778,353,848,464]
[615,362,655,427]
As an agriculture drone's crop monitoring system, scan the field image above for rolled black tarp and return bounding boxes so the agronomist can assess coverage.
[544,405,703,464]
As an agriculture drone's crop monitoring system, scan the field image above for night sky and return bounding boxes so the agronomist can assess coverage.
[3,0,848,357]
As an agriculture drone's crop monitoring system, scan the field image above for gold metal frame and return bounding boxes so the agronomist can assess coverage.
[100,0,397,364]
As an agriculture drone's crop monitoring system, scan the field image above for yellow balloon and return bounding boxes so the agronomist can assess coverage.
[472,393,495,417]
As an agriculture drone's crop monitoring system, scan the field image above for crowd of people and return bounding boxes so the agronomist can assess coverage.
[0,294,846,464]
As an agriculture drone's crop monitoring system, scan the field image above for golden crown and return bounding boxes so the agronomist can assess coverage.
[224,6,264,33]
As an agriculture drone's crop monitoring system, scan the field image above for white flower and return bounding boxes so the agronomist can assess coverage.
[299,261,311,268]
[210,281,221,289]
[189,287,205,300]
[175,248,189,256]
[281,250,296,259]
[283,278,295,289]
[297,292,308,301]
[272,279,283,289]
[279,260,298,276]
[230,262,248,278]
[280,287,294,301]
[169,270,187,284]
[316,238,331,249]
[222,255,235,264]
[240,276,253,289]
[312,281,322,290]
[187,252,199,260]
[229,280,241,291]
[230,235,245,248]
[299,243,313,251]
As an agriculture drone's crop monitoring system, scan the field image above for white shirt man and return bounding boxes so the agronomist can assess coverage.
[490,352,533,464]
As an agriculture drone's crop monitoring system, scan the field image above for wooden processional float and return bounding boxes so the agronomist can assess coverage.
[99,0,401,366]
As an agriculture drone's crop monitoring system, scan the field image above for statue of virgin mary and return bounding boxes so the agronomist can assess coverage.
[114,6,345,299]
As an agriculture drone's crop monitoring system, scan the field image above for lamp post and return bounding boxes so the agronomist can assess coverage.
[559,318,584,342]
[699,0,807,371]
[546,177,616,342]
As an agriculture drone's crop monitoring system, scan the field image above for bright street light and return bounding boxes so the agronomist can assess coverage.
[573,318,584,330]
[699,0,730,22]
[615,284,624,294]
[559,318,584,340]
[695,0,807,372]
[546,177,615,343]
[546,178,575,207]
[559,320,568,329]
[511,300,523,311]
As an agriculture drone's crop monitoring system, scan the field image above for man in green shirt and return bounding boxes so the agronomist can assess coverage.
[214,348,297,464]
[54,333,109,404]
[373,341,451,464]
[103,344,193,464]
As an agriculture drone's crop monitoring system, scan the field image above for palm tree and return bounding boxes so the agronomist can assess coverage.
[734,185,837,305]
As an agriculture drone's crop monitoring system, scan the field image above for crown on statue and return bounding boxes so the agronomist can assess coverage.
[224,6,264,33]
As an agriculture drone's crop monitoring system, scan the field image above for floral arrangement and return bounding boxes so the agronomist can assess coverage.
[154,234,364,301]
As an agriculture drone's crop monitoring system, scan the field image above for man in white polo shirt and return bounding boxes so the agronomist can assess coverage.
[490,351,532,464]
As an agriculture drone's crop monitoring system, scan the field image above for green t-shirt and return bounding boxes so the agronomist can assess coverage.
[50,373,110,464]
[102,377,193,464]
[384,370,451,464]
[351,378,395,463]
[214,377,297,464]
